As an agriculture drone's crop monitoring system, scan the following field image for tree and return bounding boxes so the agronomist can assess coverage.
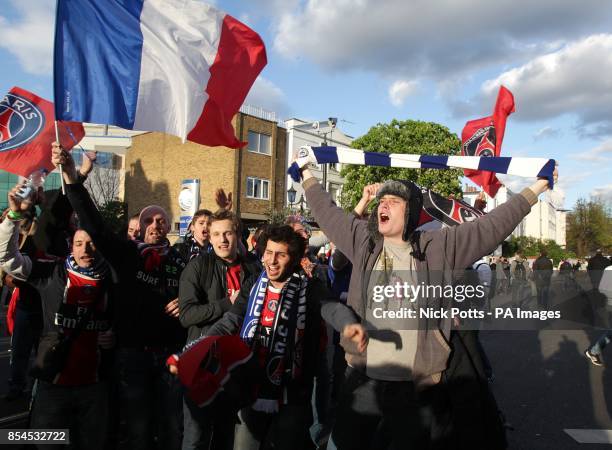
[82,158,128,235]
[85,165,123,208]
[566,197,612,257]
[98,200,128,235]
[503,236,575,265]
[339,119,463,210]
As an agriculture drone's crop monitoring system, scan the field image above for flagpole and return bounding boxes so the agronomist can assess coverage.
[54,120,66,195]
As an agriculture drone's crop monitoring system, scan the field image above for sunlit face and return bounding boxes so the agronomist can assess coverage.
[190,215,210,246]
[72,229,97,269]
[209,219,237,262]
[377,195,406,240]
[263,240,294,285]
[143,213,168,244]
[127,218,140,241]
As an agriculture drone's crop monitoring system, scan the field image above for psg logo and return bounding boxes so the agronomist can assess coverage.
[463,124,496,158]
[0,93,45,152]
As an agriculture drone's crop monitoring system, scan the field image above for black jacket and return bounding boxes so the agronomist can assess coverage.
[66,183,186,350]
[179,251,262,342]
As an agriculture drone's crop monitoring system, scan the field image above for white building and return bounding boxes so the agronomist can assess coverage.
[463,184,567,246]
[284,118,353,208]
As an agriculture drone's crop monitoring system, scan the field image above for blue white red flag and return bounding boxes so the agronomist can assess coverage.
[54,0,267,149]
[0,87,84,177]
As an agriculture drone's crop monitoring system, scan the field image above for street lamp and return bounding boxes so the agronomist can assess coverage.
[287,186,307,215]
[287,185,297,205]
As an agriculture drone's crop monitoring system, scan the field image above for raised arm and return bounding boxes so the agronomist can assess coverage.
[446,174,557,270]
[51,143,132,267]
[301,168,369,263]
[0,185,55,284]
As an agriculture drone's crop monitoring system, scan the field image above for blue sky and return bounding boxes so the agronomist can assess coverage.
[2,0,611,208]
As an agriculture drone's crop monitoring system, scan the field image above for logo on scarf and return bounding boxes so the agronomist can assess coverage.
[266,356,284,386]
[0,93,45,152]
[462,124,496,158]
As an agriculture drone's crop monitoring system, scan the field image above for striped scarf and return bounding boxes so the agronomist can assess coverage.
[65,254,109,279]
[240,270,308,412]
[288,145,556,187]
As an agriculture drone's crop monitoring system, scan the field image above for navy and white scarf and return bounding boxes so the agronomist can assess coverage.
[65,254,109,280]
[240,270,308,412]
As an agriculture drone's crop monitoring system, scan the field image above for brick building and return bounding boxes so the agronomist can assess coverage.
[124,109,287,236]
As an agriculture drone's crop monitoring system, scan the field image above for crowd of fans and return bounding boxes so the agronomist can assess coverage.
[0,145,606,450]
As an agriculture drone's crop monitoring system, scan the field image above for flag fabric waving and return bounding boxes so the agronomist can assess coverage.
[287,145,556,189]
[54,0,267,149]
[461,86,515,197]
[0,87,85,177]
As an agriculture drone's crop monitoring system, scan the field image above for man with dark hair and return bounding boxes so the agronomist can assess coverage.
[52,143,186,450]
[0,183,114,450]
[206,225,361,450]
[293,151,558,449]
[588,250,611,290]
[178,209,261,450]
[533,250,553,307]
[174,209,213,261]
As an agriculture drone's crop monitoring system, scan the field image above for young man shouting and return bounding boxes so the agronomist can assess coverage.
[295,151,558,449]
[206,225,362,450]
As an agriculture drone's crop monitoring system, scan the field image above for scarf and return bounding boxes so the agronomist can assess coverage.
[65,254,109,280]
[136,240,170,272]
[240,270,308,413]
[288,145,556,188]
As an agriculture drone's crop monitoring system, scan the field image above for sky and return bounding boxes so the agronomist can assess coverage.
[1,0,611,209]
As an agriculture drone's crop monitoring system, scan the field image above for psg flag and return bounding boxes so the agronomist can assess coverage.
[461,86,515,198]
[0,87,85,177]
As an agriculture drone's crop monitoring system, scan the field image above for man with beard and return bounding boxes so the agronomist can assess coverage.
[52,143,186,450]
[205,225,362,450]
[293,150,558,449]
[0,183,114,450]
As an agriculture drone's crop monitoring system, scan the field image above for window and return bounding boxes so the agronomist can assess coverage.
[246,177,270,200]
[247,131,271,155]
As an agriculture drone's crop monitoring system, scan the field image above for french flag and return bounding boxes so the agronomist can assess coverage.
[54,0,267,148]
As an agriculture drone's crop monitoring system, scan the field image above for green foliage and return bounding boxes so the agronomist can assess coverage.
[566,197,612,257]
[339,119,463,210]
[98,200,128,235]
[504,236,574,265]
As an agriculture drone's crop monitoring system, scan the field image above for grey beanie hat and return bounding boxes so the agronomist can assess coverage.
[367,180,423,242]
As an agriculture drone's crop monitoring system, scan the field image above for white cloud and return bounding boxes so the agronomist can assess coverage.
[461,35,612,136]
[273,0,611,80]
[570,139,612,163]
[533,126,561,141]
[388,80,417,107]
[244,76,291,119]
[0,0,54,75]
[591,184,612,203]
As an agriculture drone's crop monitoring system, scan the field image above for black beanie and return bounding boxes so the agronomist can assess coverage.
[367,180,423,242]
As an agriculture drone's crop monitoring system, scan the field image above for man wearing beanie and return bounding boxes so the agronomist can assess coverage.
[52,143,187,450]
[296,155,558,450]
